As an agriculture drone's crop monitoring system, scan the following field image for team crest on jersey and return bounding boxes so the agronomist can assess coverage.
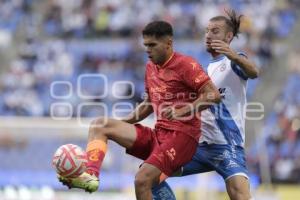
[219,63,226,71]
[190,62,197,70]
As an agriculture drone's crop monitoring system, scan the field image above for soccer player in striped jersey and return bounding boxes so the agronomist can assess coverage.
[153,10,259,200]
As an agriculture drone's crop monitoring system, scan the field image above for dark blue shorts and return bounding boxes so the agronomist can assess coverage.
[182,143,249,180]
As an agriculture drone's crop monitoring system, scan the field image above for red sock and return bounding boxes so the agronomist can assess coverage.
[86,140,107,177]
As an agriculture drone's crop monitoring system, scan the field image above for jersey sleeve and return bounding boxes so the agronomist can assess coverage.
[181,59,211,92]
[231,52,249,81]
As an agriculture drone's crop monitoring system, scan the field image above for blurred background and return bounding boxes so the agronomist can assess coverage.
[0,0,300,199]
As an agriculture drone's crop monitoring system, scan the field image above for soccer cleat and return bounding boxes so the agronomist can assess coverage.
[58,172,99,193]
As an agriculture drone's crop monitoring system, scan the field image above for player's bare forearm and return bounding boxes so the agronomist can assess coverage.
[163,81,221,119]
[191,81,221,112]
[230,53,259,79]
[121,98,153,124]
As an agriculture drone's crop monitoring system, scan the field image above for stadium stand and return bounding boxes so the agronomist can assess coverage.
[0,0,299,199]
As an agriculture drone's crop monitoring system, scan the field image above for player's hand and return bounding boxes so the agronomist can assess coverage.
[211,40,238,60]
[161,106,174,120]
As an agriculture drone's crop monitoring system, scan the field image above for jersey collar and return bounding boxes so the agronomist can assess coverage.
[157,52,175,68]
[210,54,225,63]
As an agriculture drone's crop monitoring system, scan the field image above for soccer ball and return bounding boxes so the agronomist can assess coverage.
[52,144,87,178]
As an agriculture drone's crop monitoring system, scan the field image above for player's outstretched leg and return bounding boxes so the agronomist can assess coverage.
[152,180,176,200]
[58,117,137,193]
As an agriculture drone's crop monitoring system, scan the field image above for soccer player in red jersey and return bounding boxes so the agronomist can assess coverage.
[58,21,221,200]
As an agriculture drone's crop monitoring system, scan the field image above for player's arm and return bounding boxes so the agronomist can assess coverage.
[211,40,259,79]
[121,94,153,124]
[162,60,221,120]
[163,81,221,120]
[191,80,221,112]
[230,53,259,79]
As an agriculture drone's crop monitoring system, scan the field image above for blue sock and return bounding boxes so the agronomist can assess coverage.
[152,180,176,200]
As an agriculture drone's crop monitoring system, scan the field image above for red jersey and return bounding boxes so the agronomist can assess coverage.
[145,52,211,141]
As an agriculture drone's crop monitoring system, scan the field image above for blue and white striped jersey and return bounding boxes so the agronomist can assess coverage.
[199,54,248,147]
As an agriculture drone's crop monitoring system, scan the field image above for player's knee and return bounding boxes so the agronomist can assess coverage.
[134,171,153,189]
[233,193,251,200]
[228,186,251,200]
[91,117,109,126]
[90,117,111,135]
